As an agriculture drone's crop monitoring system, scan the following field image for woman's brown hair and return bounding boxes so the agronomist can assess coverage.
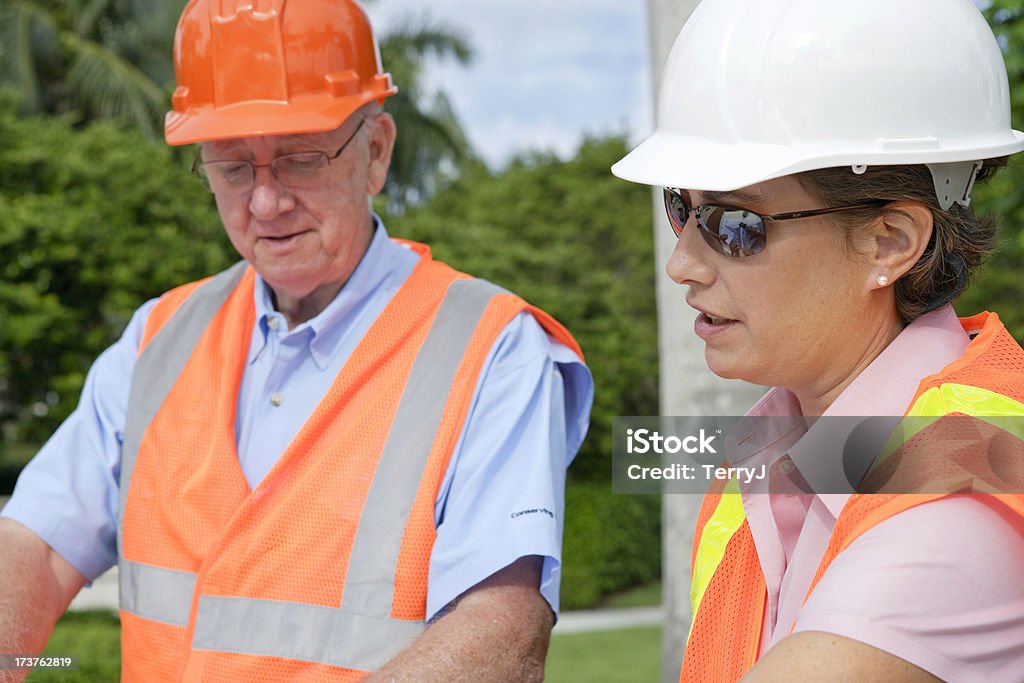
[797,159,1007,324]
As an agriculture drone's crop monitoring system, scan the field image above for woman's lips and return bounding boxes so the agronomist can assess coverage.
[694,311,739,340]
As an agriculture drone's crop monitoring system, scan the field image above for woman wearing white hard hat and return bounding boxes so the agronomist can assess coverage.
[615,0,1024,681]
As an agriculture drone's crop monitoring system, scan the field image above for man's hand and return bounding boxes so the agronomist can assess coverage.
[367,555,553,682]
[0,519,86,683]
[741,631,942,683]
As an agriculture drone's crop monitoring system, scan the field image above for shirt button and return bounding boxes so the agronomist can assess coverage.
[267,317,279,330]
[780,460,795,474]
[270,393,284,407]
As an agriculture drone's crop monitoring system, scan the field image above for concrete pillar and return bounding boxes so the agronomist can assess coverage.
[641,1,765,680]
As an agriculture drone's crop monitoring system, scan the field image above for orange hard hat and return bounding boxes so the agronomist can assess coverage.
[164,0,397,146]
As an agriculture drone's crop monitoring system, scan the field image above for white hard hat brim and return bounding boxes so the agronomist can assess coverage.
[612,130,1024,192]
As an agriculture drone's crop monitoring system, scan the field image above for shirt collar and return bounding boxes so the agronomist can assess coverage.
[738,306,970,518]
[249,215,406,370]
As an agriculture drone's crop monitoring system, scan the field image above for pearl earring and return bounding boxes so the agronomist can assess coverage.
[876,274,890,287]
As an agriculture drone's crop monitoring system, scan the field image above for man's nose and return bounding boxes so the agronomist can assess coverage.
[248,167,296,220]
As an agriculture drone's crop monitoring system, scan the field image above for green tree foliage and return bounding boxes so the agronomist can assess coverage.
[379,16,475,208]
[380,136,661,606]
[0,96,233,446]
[0,0,476,206]
[1,117,660,605]
[0,0,184,135]
[959,1,1024,335]
[561,484,661,609]
[380,136,659,484]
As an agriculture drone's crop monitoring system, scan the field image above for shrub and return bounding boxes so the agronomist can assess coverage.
[0,96,233,447]
[560,482,660,609]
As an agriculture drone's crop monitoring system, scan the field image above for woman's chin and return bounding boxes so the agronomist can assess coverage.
[704,356,739,380]
[704,350,757,383]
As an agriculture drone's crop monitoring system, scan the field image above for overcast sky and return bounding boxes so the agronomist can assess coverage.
[365,1,652,168]
[365,1,993,169]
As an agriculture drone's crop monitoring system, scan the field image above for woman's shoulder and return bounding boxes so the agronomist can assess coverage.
[796,495,1024,682]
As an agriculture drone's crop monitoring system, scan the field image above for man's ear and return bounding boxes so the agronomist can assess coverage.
[365,112,396,196]
[863,200,933,287]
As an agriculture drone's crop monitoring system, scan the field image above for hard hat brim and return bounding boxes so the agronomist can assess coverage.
[612,130,1024,191]
[164,90,396,146]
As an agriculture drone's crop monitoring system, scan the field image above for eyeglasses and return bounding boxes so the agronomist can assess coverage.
[192,119,366,194]
[663,188,888,258]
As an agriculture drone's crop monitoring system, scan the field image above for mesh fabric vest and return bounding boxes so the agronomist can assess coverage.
[680,312,1024,682]
[117,242,582,681]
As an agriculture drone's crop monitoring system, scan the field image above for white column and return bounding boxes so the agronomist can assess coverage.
[642,1,765,680]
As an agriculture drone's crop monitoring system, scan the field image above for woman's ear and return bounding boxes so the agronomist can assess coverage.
[863,201,933,286]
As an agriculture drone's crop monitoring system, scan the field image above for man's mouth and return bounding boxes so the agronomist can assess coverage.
[262,230,307,243]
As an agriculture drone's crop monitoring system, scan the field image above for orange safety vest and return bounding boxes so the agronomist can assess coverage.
[680,312,1024,682]
[116,241,583,681]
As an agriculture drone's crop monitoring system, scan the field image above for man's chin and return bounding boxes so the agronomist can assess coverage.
[257,270,318,302]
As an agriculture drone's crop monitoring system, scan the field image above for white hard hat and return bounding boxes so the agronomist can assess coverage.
[613,0,1024,208]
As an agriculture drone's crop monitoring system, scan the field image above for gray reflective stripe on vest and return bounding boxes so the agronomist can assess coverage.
[118,262,248,619]
[190,278,508,668]
[120,560,198,627]
[119,268,506,668]
[341,277,507,618]
[192,595,424,671]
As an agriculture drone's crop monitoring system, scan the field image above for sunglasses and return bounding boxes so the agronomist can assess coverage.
[663,188,888,258]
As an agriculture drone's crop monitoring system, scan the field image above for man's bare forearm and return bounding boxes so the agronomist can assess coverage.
[367,556,553,683]
[0,519,85,683]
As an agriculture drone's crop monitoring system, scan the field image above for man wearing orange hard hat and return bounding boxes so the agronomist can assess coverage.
[0,1,592,680]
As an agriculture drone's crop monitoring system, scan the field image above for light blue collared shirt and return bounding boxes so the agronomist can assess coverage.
[3,220,593,620]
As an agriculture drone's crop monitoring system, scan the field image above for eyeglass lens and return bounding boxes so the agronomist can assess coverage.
[199,153,330,193]
[196,118,366,194]
[663,189,767,258]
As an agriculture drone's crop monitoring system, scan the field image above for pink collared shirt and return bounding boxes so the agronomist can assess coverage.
[737,306,1024,682]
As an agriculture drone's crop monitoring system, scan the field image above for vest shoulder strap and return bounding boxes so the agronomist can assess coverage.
[803,313,1024,613]
[119,261,251,556]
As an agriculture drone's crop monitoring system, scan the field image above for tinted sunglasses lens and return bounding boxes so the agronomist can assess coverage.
[663,189,688,237]
[696,206,767,258]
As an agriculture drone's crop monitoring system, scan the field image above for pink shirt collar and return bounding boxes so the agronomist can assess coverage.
[739,306,970,517]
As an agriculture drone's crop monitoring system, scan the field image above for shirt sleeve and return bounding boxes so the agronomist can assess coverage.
[1,299,157,581]
[791,496,1024,683]
[425,311,593,621]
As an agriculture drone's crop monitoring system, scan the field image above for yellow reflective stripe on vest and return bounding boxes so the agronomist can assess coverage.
[874,383,1024,466]
[909,383,1024,420]
[690,477,744,632]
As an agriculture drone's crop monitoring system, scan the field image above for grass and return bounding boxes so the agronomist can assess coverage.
[27,611,120,682]
[601,580,661,609]
[546,626,661,683]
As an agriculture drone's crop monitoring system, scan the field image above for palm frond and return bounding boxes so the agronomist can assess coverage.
[96,9,180,86]
[386,90,474,208]
[380,16,474,66]
[0,1,58,114]
[73,0,115,38]
[374,14,477,207]
[62,32,167,136]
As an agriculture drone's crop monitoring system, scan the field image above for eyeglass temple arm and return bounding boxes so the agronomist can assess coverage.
[762,200,889,222]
